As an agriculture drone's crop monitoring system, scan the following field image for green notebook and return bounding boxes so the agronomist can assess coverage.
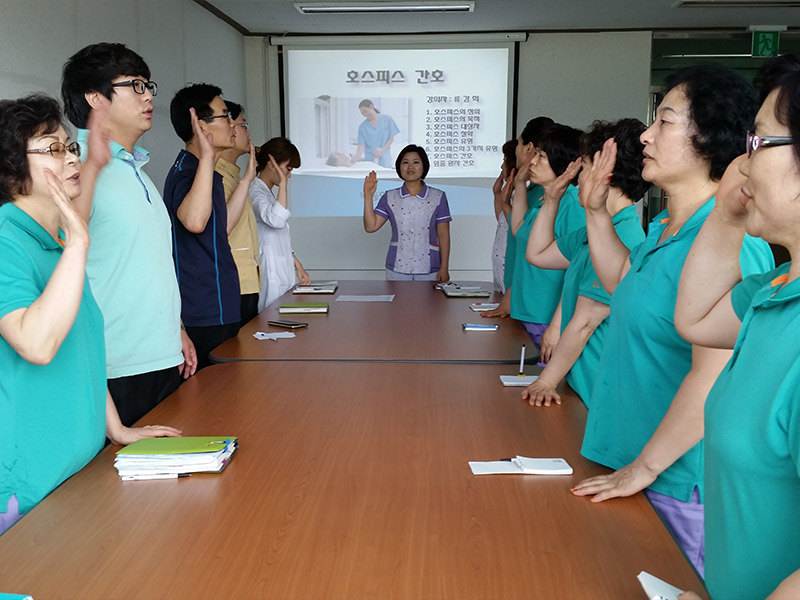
[116,436,236,456]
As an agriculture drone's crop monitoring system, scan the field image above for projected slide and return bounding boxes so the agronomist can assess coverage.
[287,47,510,178]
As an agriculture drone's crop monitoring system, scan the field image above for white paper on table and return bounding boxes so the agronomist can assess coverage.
[335,295,395,302]
[637,571,684,600]
[469,456,573,475]
[253,331,297,341]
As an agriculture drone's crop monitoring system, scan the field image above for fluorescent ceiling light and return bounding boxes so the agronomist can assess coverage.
[674,0,800,7]
[295,1,475,14]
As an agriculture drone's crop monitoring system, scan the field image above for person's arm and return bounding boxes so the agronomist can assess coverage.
[675,157,748,349]
[571,343,732,501]
[768,570,800,599]
[353,144,365,163]
[539,299,562,363]
[522,296,609,407]
[175,109,218,234]
[480,288,511,318]
[363,172,387,233]
[0,171,90,365]
[224,143,257,235]
[374,136,394,161]
[294,255,311,285]
[526,161,581,269]
[493,169,515,221]
[251,179,291,230]
[178,328,197,379]
[104,390,182,445]
[509,161,531,235]
[436,221,450,283]
[73,105,112,223]
[583,139,633,294]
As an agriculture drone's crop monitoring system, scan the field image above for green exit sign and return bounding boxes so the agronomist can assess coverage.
[752,30,780,58]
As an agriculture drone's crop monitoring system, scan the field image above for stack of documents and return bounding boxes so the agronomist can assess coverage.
[279,302,329,314]
[114,436,238,479]
[436,282,491,298]
[469,456,573,475]
[293,281,338,294]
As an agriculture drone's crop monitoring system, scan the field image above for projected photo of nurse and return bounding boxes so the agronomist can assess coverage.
[353,99,400,168]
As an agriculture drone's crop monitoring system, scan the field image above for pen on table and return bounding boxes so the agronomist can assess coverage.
[121,473,190,481]
[518,344,526,376]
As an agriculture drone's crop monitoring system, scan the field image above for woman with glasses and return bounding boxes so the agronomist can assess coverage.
[569,64,774,574]
[675,55,800,600]
[0,94,180,536]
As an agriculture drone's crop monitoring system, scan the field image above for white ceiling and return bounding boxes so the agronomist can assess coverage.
[197,0,800,36]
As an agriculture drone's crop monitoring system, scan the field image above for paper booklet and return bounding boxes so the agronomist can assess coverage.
[469,456,573,476]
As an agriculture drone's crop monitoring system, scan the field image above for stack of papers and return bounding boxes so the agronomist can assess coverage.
[469,302,500,312]
[279,302,329,314]
[114,436,238,479]
[436,283,491,298]
[293,281,338,294]
[469,456,573,475]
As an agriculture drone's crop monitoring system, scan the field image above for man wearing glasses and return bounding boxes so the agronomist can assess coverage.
[164,84,255,369]
[61,43,195,427]
[215,101,261,326]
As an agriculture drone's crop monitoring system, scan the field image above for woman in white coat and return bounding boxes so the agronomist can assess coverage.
[249,137,310,311]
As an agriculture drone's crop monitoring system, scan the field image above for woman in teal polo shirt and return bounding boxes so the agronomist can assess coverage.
[676,55,800,599]
[569,65,774,575]
[503,122,586,349]
[0,95,180,535]
[523,118,648,407]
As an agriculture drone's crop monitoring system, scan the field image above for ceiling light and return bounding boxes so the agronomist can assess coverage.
[294,1,475,14]
[674,0,800,7]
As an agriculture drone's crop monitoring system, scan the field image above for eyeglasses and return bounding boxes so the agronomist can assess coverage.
[235,122,249,130]
[26,141,81,159]
[202,111,233,123]
[111,79,158,96]
[746,132,794,157]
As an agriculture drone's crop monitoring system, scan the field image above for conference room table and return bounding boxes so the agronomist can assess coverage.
[0,361,707,599]
[211,280,535,364]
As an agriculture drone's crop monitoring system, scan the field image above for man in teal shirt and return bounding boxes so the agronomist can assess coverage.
[62,43,196,426]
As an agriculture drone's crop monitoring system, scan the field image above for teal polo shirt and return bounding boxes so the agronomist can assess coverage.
[581,197,774,502]
[705,264,800,600]
[556,205,644,405]
[510,184,586,324]
[78,130,182,380]
[0,203,106,515]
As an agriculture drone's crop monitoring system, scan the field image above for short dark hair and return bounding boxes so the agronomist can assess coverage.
[501,139,516,173]
[169,83,223,142]
[61,42,151,129]
[395,144,430,179]
[754,53,800,164]
[255,137,301,173]
[225,100,244,121]
[0,94,64,206]
[664,63,758,180]
[579,118,650,201]
[359,99,379,114]
[519,116,555,146]
[538,124,583,177]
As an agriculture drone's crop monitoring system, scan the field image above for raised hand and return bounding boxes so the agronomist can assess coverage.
[85,103,112,172]
[243,142,257,184]
[580,138,617,213]
[44,168,89,250]
[543,158,582,206]
[189,107,214,160]
[364,171,378,199]
[268,153,289,186]
[717,155,749,223]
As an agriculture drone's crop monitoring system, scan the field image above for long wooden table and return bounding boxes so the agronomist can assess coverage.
[211,281,533,364]
[0,362,707,599]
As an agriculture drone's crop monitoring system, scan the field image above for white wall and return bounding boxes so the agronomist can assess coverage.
[517,31,652,127]
[0,0,246,194]
[246,32,653,281]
